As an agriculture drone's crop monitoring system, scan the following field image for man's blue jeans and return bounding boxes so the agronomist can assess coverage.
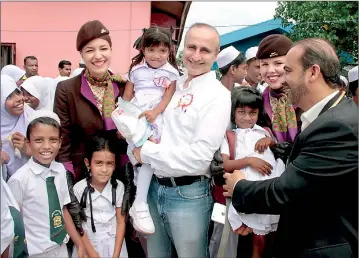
[147,177,213,258]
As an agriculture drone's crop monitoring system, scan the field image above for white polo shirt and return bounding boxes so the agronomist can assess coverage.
[141,71,231,177]
[7,158,71,256]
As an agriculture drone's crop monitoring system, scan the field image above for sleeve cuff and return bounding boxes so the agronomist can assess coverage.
[140,140,158,164]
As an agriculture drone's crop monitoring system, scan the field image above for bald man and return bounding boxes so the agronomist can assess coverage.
[132,23,231,258]
[224,38,358,258]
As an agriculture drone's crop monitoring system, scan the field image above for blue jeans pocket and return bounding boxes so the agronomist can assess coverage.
[176,179,210,200]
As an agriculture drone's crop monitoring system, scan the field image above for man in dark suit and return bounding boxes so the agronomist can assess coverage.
[223,38,358,258]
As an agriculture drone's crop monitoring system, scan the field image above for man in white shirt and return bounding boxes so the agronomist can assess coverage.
[224,38,358,258]
[216,46,247,91]
[133,23,231,258]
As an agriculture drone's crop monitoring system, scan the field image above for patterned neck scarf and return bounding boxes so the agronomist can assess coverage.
[264,87,298,143]
[84,69,124,118]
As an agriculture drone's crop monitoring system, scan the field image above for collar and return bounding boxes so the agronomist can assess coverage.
[235,124,270,136]
[90,180,113,203]
[177,71,216,91]
[131,61,178,75]
[28,157,63,175]
[301,90,339,131]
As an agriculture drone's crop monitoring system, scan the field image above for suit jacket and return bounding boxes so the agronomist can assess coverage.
[53,74,128,180]
[232,93,358,258]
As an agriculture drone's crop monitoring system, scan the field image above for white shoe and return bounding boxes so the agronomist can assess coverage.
[129,202,155,234]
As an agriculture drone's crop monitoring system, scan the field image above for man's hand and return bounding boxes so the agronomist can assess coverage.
[233,224,253,236]
[247,157,272,176]
[139,110,159,123]
[223,170,245,197]
[133,147,142,164]
[255,136,275,154]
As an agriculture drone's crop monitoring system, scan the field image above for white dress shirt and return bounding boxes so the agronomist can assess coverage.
[7,158,71,256]
[141,71,231,177]
[301,90,339,131]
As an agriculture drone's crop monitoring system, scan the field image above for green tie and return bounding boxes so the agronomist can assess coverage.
[9,206,29,258]
[46,176,67,245]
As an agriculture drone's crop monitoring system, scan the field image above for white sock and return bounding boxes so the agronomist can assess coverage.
[134,164,153,204]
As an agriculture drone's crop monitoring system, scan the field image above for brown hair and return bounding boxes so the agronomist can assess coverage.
[294,38,340,89]
[128,26,178,75]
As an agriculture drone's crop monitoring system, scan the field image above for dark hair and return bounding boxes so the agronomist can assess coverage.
[294,38,340,89]
[24,56,38,65]
[230,86,267,127]
[80,134,118,233]
[219,53,246,75]
[58,60,72,69]
[349,80,358,97]
[128,26,178,75]
[26,117,61,140]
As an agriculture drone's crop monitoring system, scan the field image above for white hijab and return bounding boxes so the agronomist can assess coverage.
[1,65,25,82]
[20,76,53,111]
[1,75,34,178]
[50,76,69,104]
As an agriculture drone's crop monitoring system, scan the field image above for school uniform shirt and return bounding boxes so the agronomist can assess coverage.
[129,61,179,110]
[140,71,231,177]
[221,124,284,235]
[7,158,71,256]
[73,179,128,258]
[1,176,14,255]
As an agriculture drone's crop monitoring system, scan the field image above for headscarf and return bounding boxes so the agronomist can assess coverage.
[20,76,53,111]
[1,65,26,83]
[1,75,34,178]
[70,68,85,78]
[50,76,69,104]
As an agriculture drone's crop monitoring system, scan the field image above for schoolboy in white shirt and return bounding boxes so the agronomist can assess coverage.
[7,110,85,258]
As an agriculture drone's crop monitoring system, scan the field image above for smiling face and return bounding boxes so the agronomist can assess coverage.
[80,38,112,78]
[85,150,115,187]
[144,45,169,68]
[182,26,219,80]
[22,88,40,109]
[247,58,261,84]
[5,89,24,116]
[27,123,61,165]
[260,56,286,90]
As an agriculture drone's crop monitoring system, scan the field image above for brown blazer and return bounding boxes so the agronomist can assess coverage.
[53,74,127,180]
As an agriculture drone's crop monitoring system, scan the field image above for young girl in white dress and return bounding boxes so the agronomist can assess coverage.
[112,26,179,234]
[221,87,285,258]
[73,135,128,258]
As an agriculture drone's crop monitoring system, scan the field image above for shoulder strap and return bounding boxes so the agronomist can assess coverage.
[226,130,236,160]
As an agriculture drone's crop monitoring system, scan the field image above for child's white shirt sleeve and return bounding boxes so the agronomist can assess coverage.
[7,177,24,206]
[228,202,243,231]
[221,136,230,157]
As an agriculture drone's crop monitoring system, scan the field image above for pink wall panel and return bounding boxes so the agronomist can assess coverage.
[1,2,151,77]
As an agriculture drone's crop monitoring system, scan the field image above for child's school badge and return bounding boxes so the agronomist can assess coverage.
[52,210,63,228]
[176,93,193,112]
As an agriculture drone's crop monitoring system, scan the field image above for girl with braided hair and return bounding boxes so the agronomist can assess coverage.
[72,135,128,258]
